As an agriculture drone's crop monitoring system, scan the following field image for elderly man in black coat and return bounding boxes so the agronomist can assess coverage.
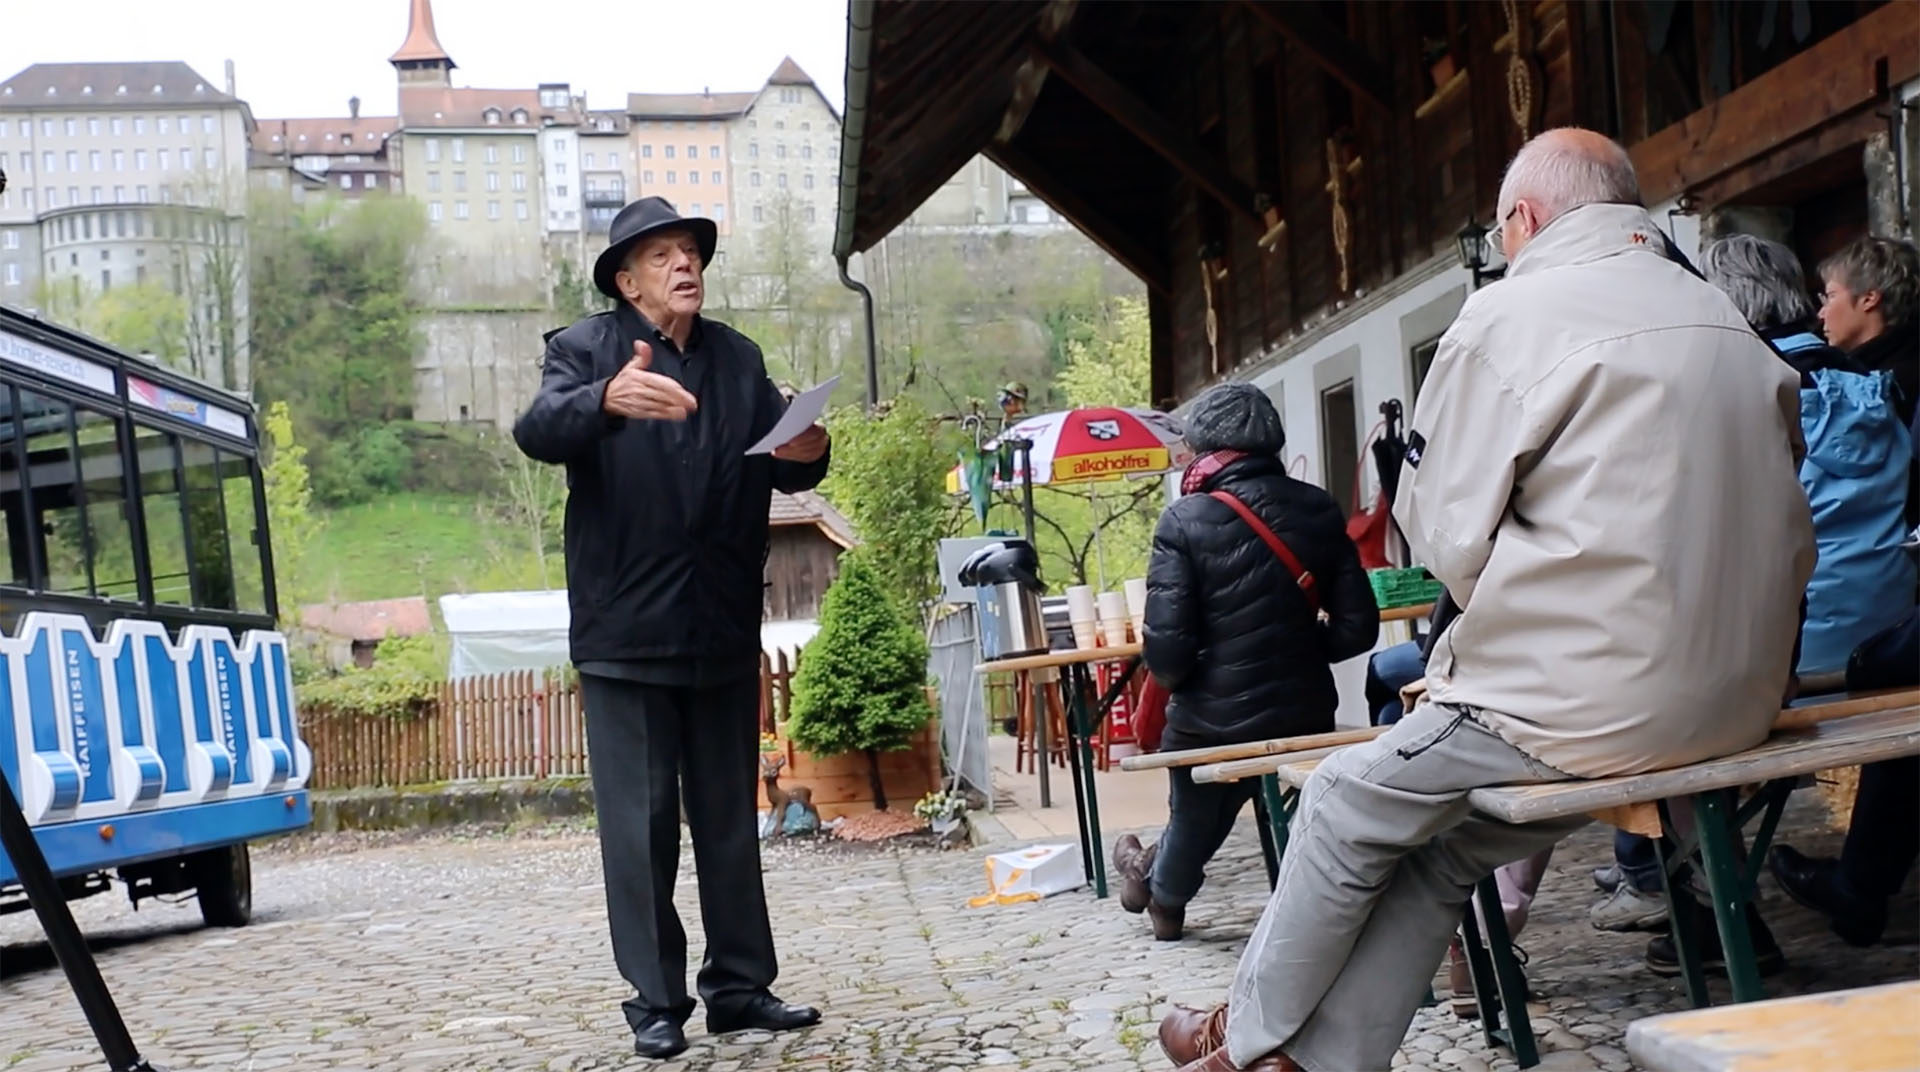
[514,197,828,1059]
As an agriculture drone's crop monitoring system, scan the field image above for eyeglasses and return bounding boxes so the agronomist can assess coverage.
[1487,203,1523,249]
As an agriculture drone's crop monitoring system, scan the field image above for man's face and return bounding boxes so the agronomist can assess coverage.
[617,229,704,320]
[1816,273,1879,351]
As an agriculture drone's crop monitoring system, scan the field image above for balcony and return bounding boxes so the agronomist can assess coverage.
[583,185,627,207]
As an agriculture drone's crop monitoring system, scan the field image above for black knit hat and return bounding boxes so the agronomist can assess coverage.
[1185,382,1287,454]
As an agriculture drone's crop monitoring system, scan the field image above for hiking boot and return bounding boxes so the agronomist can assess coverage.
[1645,898,1786,978]
[1589,883,1670,932]
[1769,845,1887,947]
[1113,834,1157,915]
[1148,897,1186,941]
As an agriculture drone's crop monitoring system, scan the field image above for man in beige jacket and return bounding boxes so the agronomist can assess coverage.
[1157,128,1816,1072]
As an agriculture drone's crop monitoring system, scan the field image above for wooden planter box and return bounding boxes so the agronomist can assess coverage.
[760,719,944,820]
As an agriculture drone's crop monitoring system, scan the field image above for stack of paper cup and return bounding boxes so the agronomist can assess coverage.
[1123,578,1149,640]
[1066,585,1099,649]
[1097,591,1130,646]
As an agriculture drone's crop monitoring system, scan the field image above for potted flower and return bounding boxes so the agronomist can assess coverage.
[913,789,968,838]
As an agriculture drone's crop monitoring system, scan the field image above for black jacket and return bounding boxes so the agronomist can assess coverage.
[512,304,828,664]
[1143,454,1379,749]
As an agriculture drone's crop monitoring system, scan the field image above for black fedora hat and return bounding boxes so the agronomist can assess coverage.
[592,196,718,300]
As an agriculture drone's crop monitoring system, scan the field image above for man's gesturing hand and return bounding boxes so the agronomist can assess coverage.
[603,340,698,420]
[773,424,829,463]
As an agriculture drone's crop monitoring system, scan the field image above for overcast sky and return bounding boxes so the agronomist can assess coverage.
[1,0,850,118]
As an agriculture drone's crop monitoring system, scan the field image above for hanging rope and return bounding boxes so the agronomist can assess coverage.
[1503,0,1537,139]
[1325,138,1353,294]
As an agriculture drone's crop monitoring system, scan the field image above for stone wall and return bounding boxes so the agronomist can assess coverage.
[413,308,552,427]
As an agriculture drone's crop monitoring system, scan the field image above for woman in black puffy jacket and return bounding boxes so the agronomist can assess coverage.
[1113,382,1378,939]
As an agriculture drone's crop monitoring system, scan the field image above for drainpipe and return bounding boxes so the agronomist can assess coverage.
[838,255,880,412]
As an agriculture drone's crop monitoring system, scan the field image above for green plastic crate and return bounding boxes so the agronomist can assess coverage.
[1369,567,1443,609]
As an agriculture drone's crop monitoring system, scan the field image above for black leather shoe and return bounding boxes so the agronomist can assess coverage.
[1769,844,1886,947]
[1644,898,1786,978]
[632,1015,689,1059]
[707,992,822,1035]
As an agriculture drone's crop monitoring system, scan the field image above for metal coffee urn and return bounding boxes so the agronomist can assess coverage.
[958,539,1050,659]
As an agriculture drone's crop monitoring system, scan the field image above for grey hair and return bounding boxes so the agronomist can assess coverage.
[1700,234,1816,331]
[1818,236,1919,329]
[1496,128,1642,227]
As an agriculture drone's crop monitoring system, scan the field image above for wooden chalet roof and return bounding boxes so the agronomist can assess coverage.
[770,491,859,549]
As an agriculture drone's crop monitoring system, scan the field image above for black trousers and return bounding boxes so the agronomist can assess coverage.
[580,673,777,1029]
[1842,756,1920,899]
[1149,766,1257,908]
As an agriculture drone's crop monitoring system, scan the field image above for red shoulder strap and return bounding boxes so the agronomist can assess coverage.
[1208,490,1321,615]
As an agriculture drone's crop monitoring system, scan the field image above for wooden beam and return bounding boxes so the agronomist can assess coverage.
[1630,2,1920,206]
[996,0,1078,143]
[1236,0,1392,111]
[1035,39,1268,224]
[985,140,1171,295]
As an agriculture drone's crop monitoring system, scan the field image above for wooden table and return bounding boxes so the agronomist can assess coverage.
[1626,980,1920,1071]
[1380,601,1435,624]
[977,644,1143,900]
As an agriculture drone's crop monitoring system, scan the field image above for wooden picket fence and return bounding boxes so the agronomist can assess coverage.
[303,656,809,791]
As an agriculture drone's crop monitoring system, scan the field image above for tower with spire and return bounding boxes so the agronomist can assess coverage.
[390,0,455,87]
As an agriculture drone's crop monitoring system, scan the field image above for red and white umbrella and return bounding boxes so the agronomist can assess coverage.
[947,407,1192,492]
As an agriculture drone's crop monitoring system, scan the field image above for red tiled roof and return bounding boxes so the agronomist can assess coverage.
[390,0,455,65]
[768,57,815,86]
[399,86,540,128]
[299,597,433,642]
[251,116,399,156]
[626,91,755,119]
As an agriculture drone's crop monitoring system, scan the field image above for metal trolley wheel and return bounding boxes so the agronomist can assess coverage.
[190,844,253,928]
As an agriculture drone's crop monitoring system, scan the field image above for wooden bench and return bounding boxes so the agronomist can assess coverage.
[1625,980,1920,1071]
[1469,693,1920,1009]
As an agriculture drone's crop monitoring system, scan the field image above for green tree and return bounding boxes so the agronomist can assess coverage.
[1056,296,1150,407]
[818,396,959,615]
[261,401,320,615]
[785,555,934,810]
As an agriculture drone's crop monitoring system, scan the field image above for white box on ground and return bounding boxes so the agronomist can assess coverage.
[970,843,1085,906]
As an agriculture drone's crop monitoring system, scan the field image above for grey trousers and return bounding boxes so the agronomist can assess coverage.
[1225,702,1590,1071]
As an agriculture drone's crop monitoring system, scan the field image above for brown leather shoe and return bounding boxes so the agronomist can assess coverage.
[1447,938,1479,1020]
[1174,1045,1303,1071]
[1148,897,1185,940]
[1114,835,1157,914]
[1158,1003,1227,1065]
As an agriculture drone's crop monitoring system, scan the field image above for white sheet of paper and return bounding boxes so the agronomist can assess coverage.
[747,375,840,455]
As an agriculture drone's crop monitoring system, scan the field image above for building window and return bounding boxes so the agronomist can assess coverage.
[454,172,467,192]
[804,205,816,223]
[642,144,652,158]
[2,263,16,286]
[136,184,148,200]
[689,171,700,185]
[555,161,567,176]
[483,108,501,125]
[114,186,126,203]
[484,144,498,164]
[65,151,78,172]
[556,185,568,198]
[802,144,812,160]
[750,172,761,187]
[158,149,170,171]
[487,200,500,220]
[426,138,441,163]
[201,115,214,134]
[686,144,697,159]
[451,139,466,163]
[64,118,76,136]
[111,117,124,135]
[1410,336,1442,402]
[753,205,763,222]
[515,199,528,220]
[512,172,527,192]
[775,120,786,131]
[748,142,758,159]
[711,171,721,185]
[363,174,377,189]
[664,145,675,159]
[135,149,148,170]
[712,203,724,221]
[88,150,101,171]
[513,144,526,164]
[454,201,469,220]
[133,117,145,134]
[1,232,13,250]
[802,173,814,190]
[429,201,442,222]
[203,148,215,168]
[428,172,441,192]
[775,143,786,159]
[583,152,595,169]
[340,174,352,189]
[44,151,55,173]
[156,117,169,134]
[608,151,621,167]
[776,173,787,189]
[90,186,103,204]
[689,202,701,215]
[643,170,654,183]
[486,171,499,192]
[112,150,125,171]
[1320,380,1360,517]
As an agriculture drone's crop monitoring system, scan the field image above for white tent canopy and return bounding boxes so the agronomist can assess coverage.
[439,590,819,679]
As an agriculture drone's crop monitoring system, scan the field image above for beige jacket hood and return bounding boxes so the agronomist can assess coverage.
[1395,203,1816,778]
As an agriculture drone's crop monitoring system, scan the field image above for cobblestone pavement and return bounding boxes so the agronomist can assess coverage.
[2,798,1914,1072]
